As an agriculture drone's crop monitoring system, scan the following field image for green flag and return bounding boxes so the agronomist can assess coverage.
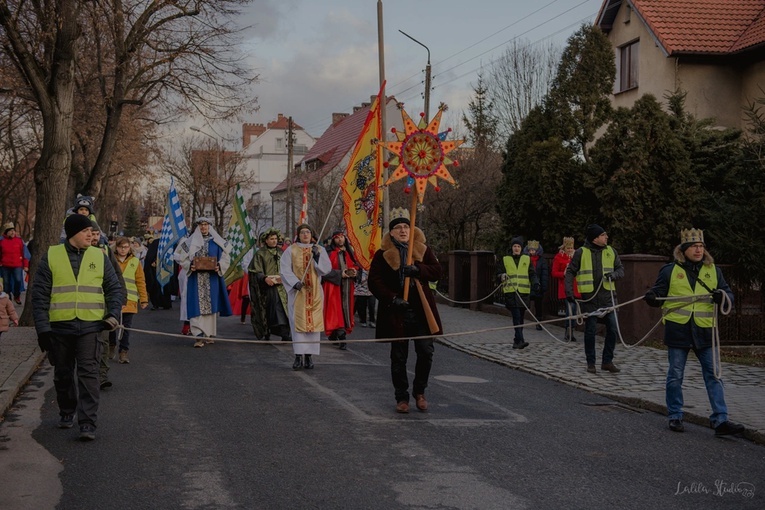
[224,184,256,286]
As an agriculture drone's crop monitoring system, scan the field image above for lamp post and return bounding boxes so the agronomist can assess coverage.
[398,30,431,119]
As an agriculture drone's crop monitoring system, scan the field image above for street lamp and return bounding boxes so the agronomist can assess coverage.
[398,30,431,119]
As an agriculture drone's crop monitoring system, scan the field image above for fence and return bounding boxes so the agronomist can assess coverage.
[442,251,764,346]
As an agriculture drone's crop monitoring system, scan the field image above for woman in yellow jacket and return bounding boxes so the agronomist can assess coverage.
[111,236,149,363]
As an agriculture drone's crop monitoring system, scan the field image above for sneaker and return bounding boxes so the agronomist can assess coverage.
[414,394,428,412]
[586,364,596,374]
[368,322,376,328]
[669,419,684,432]
[58,414,75,429]
[119,351,129,364]
[714,421,745,437]
[601,362,621,373]
[359,322,368,327]
[396,401,409,414]
[79,424,96,441]
[193,340,205,348]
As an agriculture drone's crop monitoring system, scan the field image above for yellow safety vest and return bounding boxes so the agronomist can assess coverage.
[502,255,531,294]
[576,246,615,293]
[48,245,105,322]
[121,257,141,303]
[663,264,717,327]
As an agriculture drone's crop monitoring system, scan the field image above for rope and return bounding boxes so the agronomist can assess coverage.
[434,283,504,304]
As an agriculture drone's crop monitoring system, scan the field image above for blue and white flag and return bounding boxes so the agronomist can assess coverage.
[157,179,188,289]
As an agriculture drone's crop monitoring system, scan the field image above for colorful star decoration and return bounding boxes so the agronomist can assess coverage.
[380,105,464,203]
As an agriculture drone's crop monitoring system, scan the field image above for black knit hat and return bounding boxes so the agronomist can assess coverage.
[585,224,606,243]
[65,213,95,239]
[510,236,524,248]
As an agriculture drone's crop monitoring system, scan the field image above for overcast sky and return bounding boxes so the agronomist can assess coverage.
[235,0,604,139]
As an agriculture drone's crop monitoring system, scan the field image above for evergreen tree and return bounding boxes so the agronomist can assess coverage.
[462,73,499,151]
[123,205,142,237]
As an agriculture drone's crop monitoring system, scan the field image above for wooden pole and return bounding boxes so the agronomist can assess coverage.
[402,186,418,301]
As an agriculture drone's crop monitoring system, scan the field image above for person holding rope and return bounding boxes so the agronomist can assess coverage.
[644,228,744,437]
[564,224,624,374]
[280,224,331,370]
[498,236,539,350]
[368,209,442,414]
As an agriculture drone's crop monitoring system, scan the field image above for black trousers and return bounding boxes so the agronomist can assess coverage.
[48,331,102,427]
[390,320,434,402]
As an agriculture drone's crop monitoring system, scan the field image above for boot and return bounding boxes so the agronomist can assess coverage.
[292,355,303,370]
[304,354,314,369]
[564,327,571,342]
[338,331,347,350]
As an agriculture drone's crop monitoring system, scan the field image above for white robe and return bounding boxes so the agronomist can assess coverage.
[280,243,331,355]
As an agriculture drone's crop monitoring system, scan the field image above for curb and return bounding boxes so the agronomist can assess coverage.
[0,349,46,418]
[437,338,765,446]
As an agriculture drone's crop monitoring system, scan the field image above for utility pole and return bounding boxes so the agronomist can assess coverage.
[286,117,294,231]
[377,0,388,228]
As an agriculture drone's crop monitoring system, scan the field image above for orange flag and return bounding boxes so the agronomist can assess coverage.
[299,180,308,224]
[340,82,384,270]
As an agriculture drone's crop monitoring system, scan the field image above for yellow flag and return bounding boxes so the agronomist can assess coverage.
[340,83,384,270]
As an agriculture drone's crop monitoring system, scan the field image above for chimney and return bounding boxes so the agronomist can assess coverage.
[242,123,266,148]
[332,113,349,125]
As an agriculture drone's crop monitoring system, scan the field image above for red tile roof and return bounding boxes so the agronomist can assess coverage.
[598,0,765,55]
[271,98,395,194]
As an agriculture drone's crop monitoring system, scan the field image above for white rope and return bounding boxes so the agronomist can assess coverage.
[434,283,504,304]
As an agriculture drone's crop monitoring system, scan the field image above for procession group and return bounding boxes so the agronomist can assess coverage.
[21,193,745,439]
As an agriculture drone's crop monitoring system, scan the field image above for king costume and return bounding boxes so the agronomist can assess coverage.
[248,228,291,341]
[175,219,232,343]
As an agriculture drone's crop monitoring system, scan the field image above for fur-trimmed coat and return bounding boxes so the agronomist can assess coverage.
[647,246,733,349]
[368,227,442,339]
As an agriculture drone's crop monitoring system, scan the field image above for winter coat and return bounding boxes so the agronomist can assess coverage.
[647,247,733,350]
[116,253,148,314]
[551,251,580,300]
[0,293,18,331]
[523,244,548,298]
[31,240,125,336]
[0,236,28,269]
[563,240,624,313]
[368,227,442,339]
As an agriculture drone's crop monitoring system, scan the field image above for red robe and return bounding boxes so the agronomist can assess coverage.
[322,247,358,335]
[227,273,251,316]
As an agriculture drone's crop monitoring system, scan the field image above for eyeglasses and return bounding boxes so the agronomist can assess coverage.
[392,225,410,231]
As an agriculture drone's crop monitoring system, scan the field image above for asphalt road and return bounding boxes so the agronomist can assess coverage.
[3,306,764,509]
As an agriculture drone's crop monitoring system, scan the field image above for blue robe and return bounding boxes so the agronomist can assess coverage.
[186,239,232,319]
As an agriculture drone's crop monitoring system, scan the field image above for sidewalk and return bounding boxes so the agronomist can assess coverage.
[2,304,763,444]
[438,305,765,444]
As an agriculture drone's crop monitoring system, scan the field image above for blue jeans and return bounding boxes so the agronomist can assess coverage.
[1,266,24,299]
[509,306,525,343]
[666,347,728,427]
[583,312,616,365]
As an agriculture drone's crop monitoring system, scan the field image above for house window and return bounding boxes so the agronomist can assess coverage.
[276,137,284,150]
[617,41,639,92]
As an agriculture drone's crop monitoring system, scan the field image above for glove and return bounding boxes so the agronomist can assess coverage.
[566,296,576,304]
[293,281,304,291]
[499,273,509,282]
[532,283,541,294]
[312,245,321,262]
[712,289,724,304]
[604,272,614,281]
[391,297,409,309]
[37,331,54,352]
[103,315,120,331]
[644,290,660,307]
[402,264,420,277]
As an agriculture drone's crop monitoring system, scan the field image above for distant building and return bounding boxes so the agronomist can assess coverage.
[239,114,315,235]
[270,96,404,236]
[597,0,765,130]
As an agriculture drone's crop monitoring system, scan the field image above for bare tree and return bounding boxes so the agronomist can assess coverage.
[488,39,560,138]
[166,138,247,233]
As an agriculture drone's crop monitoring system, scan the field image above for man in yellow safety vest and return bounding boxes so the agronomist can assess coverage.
[643,228,744,437]
[564,224,624,374]
[32,213,125,441]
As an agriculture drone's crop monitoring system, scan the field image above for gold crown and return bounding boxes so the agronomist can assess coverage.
[2,222,14,232]
[390,207,410,222]
[562,236,574,249]
[681,228,704,245]
[526,240,540,250]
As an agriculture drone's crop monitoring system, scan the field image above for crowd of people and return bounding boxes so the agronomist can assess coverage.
[2,192,743,439]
